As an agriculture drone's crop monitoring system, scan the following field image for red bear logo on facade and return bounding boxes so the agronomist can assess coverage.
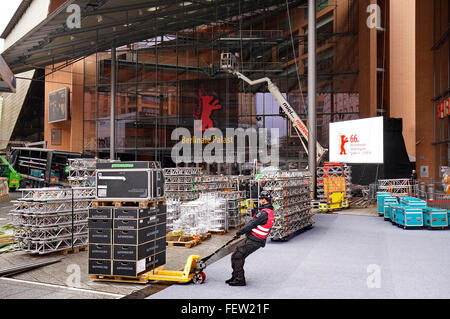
[194,89,222,131]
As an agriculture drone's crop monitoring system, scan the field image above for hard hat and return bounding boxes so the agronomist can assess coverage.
[259,190,272,201]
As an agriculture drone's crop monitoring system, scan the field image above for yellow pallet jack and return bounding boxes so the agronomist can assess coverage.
[145,237,238,285]
[145,254,204,284]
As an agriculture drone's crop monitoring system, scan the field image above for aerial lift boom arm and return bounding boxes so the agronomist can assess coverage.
[220,53,327,164]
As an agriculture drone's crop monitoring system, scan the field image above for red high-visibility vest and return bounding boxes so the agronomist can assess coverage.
[251,208,274,239]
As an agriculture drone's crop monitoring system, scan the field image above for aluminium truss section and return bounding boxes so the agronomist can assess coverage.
[378,179,414,195]
[16,235,88,255]
[163,167,203,201]
[10,210,88,228]
[164,167,202,176]
[68,158,121,187]
[11,200,91,215]
[317,165,352,178]
[18,187,95,202]
[165,175,201,184]
[15,223,88,241]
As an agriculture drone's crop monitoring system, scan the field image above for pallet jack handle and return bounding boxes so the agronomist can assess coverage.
[196,236,240,270]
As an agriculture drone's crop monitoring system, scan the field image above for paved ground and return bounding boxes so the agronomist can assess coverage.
[148,213,450,299]
[0,193,236,299]
[4,190,448,300]
[0,234,236,299]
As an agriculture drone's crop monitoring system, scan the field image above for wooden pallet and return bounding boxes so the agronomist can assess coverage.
[208,230,227,236]
[349,198,369,208]
[90,274,149,284]
[166,233,211,248]
[60,245,88,256]
[92,199,166,209]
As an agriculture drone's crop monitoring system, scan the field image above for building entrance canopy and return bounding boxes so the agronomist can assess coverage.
[2,0,307,75]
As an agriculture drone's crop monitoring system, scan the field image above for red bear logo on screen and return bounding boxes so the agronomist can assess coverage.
[194,89,222,131]
[340,135,349,155]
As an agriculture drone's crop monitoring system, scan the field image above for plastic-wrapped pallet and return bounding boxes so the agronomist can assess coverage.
[171,193,228,237]
[166,199,181,230]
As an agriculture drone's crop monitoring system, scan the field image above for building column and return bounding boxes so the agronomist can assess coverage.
[389,0,416,160]
[308,0,317,199]
[359,0,378,119]
[110,46,116,160]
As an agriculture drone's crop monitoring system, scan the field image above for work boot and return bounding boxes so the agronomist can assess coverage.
[225,277,235,284]
[228,279,246,286]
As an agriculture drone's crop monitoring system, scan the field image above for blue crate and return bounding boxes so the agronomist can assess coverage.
[399,197,427,208]
[383,199,399,220]
[394,207,424,229]
[390,205,400,223]
[377,192,393,214]
[391,205,409,224]
[423,208,448,229]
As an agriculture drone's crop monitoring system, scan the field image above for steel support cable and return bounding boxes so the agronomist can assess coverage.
[286,0,306,110]
[238,0,247,100]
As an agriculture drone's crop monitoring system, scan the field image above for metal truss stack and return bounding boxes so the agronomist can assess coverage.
[217,191,249,228]
[10,187,94,254]
[317,164,352,200]
[68,158,118,187]
[164,168,238,201]
[258,171,312,240]
[164,167,202,201]
[68,158,97,187]
[378,179,414,197]
[201,175,232,193]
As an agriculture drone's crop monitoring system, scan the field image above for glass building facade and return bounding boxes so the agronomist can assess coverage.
[82,3,360,171]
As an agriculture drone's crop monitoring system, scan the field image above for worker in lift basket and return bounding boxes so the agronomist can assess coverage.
[227,191,274,287]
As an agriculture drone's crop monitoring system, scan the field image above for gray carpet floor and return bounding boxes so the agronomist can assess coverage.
[148,214,450,299]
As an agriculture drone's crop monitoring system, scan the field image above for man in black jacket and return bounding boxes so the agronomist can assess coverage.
[226,191,274,286]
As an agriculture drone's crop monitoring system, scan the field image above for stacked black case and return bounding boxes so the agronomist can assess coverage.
[88,205,167,277]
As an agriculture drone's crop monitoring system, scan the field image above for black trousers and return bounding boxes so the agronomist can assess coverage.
[231,237,263,281]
